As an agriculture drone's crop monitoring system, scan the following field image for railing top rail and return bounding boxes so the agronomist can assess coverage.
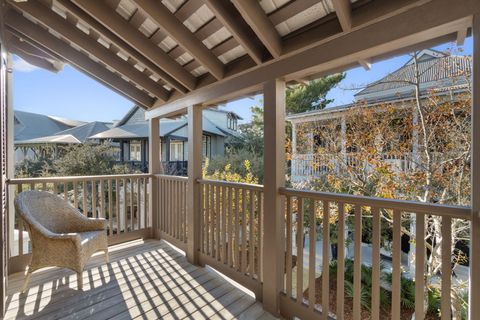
[197,179,264,192]
[154,174,188,181]
[279,187,471,220]
[7,173,152,184]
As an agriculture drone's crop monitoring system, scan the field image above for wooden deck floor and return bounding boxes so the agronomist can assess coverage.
[5,239,276,320]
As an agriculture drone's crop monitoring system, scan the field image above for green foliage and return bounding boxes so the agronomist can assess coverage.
[15,156,54,178]
[203,158,259,184]
[286,74,345,114]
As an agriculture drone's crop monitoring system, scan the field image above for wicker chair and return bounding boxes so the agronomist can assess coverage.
[14,190,109,292]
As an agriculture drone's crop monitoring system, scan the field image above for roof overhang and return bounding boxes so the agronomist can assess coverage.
[0,0,477,116]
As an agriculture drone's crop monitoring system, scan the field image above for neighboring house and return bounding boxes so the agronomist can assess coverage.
[288,49,471,182]
[90,106,242,174]
[16,121,112,161]
[14,110,87,163]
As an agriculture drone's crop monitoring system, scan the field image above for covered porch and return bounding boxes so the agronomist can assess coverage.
[1,0,480,319]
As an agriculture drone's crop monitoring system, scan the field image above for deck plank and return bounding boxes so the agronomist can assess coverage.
[6,239,275,320]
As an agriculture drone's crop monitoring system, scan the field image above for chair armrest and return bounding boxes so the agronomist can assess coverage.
[78,218,108,232]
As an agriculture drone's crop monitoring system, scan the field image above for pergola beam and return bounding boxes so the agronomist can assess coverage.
[133,0,224,80]
[5,10,155,109]
[332,0,352,32]
[10,0,170,101]
[203,0,265,64]
[72,0,197,91]
[9,45,61,73]
[146,0,477,119]
[232,0,282,58]
[55,0,188,94]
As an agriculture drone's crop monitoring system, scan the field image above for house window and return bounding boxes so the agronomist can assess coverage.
[203,135,211,159]
[170,141,184,161]
[129,142,141,161]
[227,114,237,130]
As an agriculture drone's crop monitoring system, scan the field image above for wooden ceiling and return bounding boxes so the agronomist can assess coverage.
[0,0,477,114]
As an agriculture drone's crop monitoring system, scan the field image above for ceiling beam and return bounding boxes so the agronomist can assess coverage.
[332,0,352,32]
[72,0,197,91]
[456,27,468,46]
[133,0,224,80]
[146,0,477,119]
[5,10,155,108]
[8,39,63,73]
[55,0,187,94]
[232,0,282,58]
[10,0,170,101]
[358,59,372,70]
[203,0,265,64]
[6,32,61,62]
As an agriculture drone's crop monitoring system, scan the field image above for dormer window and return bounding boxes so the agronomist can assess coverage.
[227,114,237,130]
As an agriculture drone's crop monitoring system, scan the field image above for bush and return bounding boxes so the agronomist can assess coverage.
[206,151,263,183]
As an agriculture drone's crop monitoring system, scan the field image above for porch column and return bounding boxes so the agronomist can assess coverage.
[470,14,480,320]
[186,105,202,264]
[262,79,285,315]
[148,117,160,239]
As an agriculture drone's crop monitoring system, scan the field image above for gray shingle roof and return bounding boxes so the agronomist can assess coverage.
[355,52,471,102]
[14,110,78,141]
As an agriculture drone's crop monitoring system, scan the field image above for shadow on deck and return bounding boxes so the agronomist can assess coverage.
[5,239,276,320]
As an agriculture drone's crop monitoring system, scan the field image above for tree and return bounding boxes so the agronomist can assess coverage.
[286,73,345,114]
[293,49,472,317]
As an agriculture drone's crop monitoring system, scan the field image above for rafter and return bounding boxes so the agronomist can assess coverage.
[133,0,224,80]
[232,0,282,58]
[203,0,265,64]
[10,0,170,101]
[5,10,155,108]
[6,33,62,63]
[55,0,188,94]
[332,0,352,32]
[8,40,62,73]
[72,0,197,91]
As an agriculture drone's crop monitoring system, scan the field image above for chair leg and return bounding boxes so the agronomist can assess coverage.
[77,271,83,290]
[104,249,109,263]
[21,269,32,293]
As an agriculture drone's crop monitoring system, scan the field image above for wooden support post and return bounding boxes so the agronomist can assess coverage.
[262,79,285,314]
[470,14,480,320]
[186,105,202,265]
[148,117,160,239]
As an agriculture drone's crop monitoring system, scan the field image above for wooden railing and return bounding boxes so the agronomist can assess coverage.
[156,174,187,250]
[278,187,471,320]
[7,173,151,273]
[197,179,264,298]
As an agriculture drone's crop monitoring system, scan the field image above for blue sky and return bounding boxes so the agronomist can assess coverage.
[13,37,472,124]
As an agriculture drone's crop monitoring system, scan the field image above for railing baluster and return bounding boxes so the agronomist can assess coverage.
[83,181,87,216]
[391,209,401,320]
[441,215,452,320]
[129,178,134,231]
[371,207,381,320]
[415,212,426,320]
[100,179,105,219]
[222,186,227,264]
[73,181,78,209]
[92,180,97,218]
[115,179,120,235]
[136,178,141,231]
[143,177,148,229]
[249,189,255,277]
[108,179,113,235]
[322,200,329,318]
[296,197,304,302]
[122,178,127,233]
[235,187,240,270]
[241,188,247,273]
[204,183,209,255]
[17,184,23,256]
[227,187,233,267]
[309,199,316,310]
[286,195,293,296]
[63,182,68,201]
[353,205,362,320]
[216,184,221,261]
[259,191,263,281]
[337,202,345,320]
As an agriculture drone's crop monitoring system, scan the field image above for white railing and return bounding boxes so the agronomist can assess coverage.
[291,153,414,181]
[279,187,470,320]
[7,173,151,273]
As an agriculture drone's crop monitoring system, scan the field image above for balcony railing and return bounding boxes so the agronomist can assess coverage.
[7,173,151,273]
[6,174,472,319]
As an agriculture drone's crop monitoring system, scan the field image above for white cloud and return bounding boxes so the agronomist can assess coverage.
[13,56,40,72]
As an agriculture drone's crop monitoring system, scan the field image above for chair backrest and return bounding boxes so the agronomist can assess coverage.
[14,190,81,233]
